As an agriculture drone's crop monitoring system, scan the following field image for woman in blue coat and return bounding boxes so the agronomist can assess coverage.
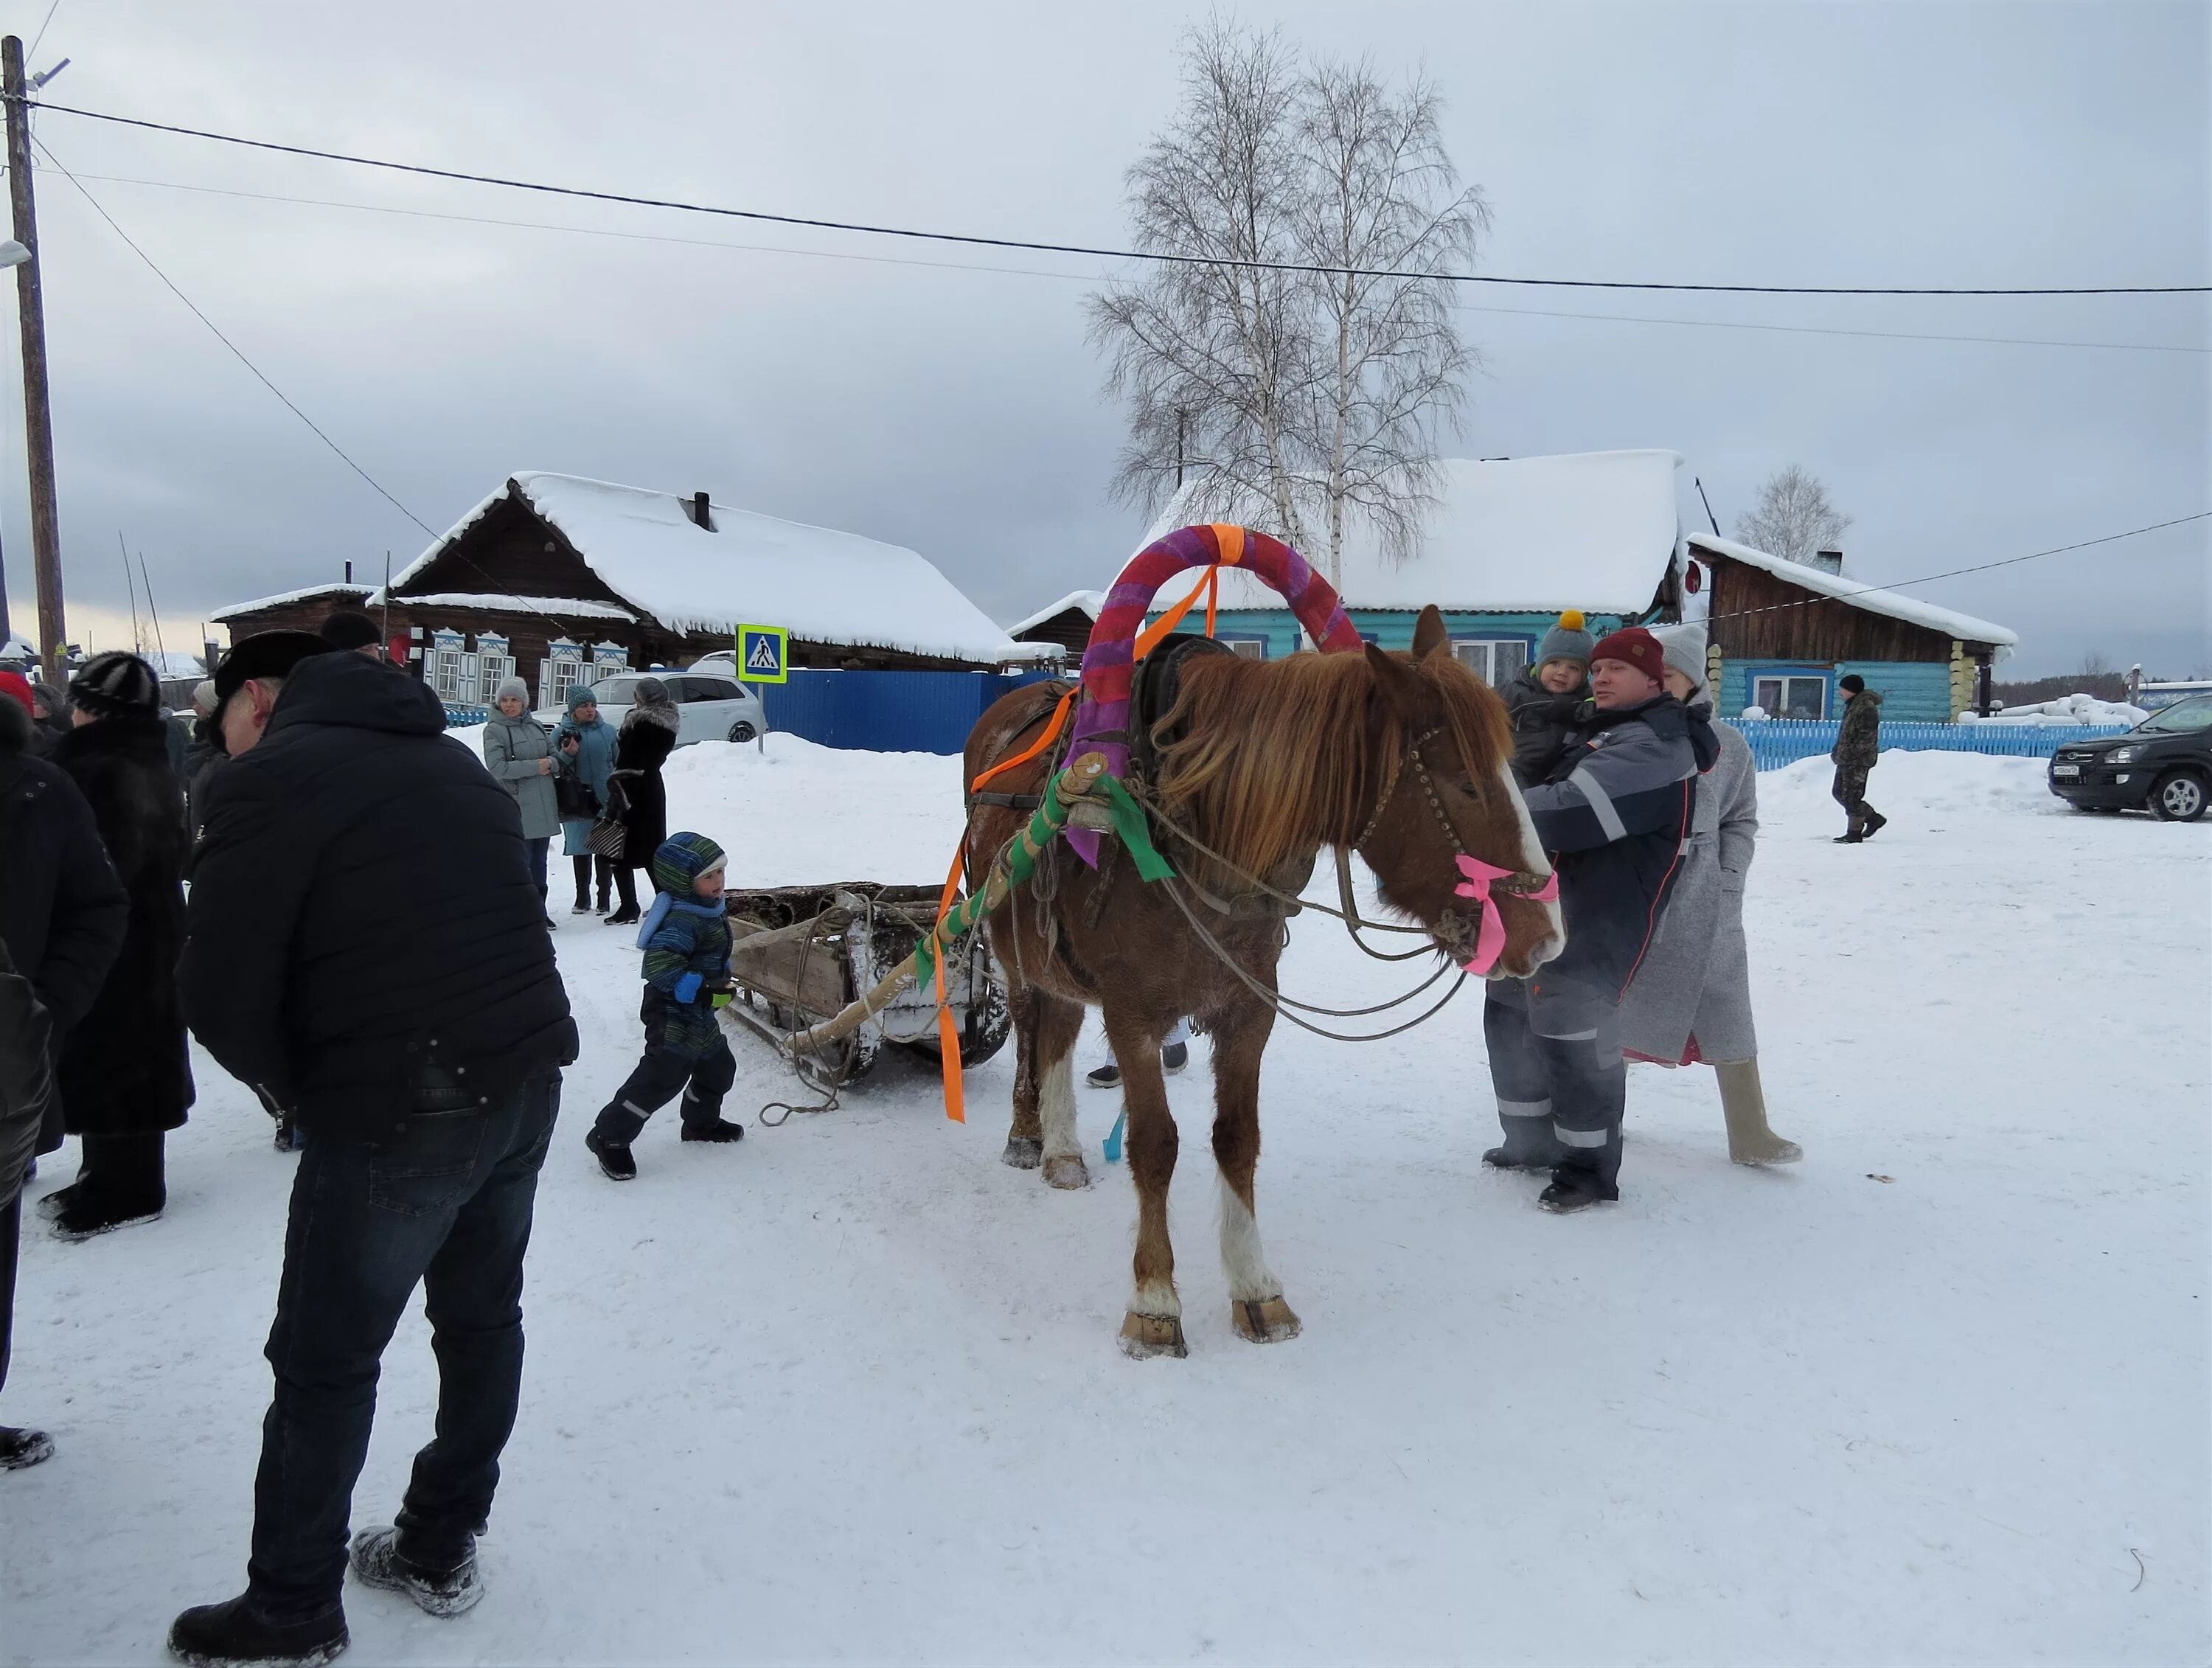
[553,686,618,916]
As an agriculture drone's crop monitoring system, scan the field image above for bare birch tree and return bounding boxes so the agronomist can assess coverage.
[1090,22,1315,550]
[1088,21,1486,585]
[1294,59,1486,581]
[1734,465,1854,565]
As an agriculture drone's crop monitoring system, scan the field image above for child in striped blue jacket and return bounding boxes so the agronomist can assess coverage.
[584,832,745,1180]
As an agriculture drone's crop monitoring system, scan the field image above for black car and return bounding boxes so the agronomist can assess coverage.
[2048,695,2212,821]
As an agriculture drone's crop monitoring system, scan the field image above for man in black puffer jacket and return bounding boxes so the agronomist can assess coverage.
[173,637,577,1667]
[1482,625,1718,1214]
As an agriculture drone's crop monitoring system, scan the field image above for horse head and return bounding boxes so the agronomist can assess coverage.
[1356,607,1563,981]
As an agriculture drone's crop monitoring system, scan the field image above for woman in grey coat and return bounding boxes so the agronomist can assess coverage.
[1618,625,1801,1166]
[481,676,560,909]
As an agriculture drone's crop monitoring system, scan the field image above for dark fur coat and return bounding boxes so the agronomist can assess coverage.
[49,713,195,1133]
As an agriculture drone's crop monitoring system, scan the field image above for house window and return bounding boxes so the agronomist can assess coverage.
[1452,638,1531,687]
[431,647,467,701]
[476,637,515,703]
[1753,674,1828,720]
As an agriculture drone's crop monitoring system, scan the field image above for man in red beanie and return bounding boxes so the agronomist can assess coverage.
[1481,625,1718,1212]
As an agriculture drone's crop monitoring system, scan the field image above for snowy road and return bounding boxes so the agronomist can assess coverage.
[6,740,2206,1664]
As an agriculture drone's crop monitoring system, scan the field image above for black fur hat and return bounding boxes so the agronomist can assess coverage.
[68,651,161,718]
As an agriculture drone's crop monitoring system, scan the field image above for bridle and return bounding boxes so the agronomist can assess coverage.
[1351,723,1554,897]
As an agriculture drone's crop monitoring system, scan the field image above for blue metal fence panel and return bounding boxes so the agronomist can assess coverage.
[761,669,1062,755]
[1724,718,2133,771]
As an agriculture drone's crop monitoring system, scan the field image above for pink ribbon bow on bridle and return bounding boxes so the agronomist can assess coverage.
[1453,855,1560,977]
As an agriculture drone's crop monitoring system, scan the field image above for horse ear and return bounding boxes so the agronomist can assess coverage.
[1411,605,1450,661]
[1363,641,1425,719]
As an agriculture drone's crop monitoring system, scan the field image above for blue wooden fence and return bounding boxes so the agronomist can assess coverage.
[1724,718,2133,771]
[760,669,1062,755]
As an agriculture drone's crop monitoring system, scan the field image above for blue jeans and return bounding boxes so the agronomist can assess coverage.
[246,1073,560,1621]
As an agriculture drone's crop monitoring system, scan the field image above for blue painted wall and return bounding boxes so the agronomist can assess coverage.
[762,669,1060,755]
[1719,658,1956,723]
[1161,607,1631,659]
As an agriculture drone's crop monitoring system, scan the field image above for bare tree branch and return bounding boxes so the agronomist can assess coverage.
[1087,21,1486,585]
[1733,465,1854,565]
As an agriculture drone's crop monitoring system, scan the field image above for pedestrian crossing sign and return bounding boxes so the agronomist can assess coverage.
[737,625,788,684]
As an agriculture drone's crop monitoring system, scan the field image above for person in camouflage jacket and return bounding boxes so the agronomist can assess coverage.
[584,833,746,1178]
[1829,677,1887,842]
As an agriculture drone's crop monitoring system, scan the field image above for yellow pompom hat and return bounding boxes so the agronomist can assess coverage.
[1536,609,1595,668]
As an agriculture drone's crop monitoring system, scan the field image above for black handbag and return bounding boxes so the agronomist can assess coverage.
[554,768,599,821]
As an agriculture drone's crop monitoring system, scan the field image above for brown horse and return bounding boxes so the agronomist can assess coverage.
[961,605,1562,1358]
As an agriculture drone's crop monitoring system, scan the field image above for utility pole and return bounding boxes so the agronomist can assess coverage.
[4,37,66,682]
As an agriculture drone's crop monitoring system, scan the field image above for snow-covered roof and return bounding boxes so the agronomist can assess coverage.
[1687,534,2017,647]
[391,473,1026,664]
[1006,589,1108,637]
[377,591,639,623]
[208,582,372,623]
[1142,451,1684,616]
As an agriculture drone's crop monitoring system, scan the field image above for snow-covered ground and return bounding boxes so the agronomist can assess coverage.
[7,740,2207,1665]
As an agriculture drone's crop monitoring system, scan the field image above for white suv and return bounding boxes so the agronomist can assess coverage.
[533,671,766,745]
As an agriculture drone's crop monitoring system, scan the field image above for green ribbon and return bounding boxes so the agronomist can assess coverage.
[915,764,1175,984]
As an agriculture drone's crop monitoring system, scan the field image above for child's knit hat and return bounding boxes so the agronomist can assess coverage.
[1535,609,1594,669]
[652,831,727,897]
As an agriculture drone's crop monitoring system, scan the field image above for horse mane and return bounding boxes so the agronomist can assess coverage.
[1150,647,1512,880]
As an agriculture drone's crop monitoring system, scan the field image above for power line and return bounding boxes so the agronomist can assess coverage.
[31,137,600,640]
[29,136,437,536]
[26,1,63,63]
[1698,512,2211,627]
[41,164,2212,356]
[22,96,2211,298]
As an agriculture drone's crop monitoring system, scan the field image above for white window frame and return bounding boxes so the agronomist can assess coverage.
[1451,637,1531,687]
[1753,674,1829,720]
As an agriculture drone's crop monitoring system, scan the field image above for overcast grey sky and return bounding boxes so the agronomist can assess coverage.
[0,0,2203,677]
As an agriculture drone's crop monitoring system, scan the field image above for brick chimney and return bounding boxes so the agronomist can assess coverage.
[1812,548,1843,574]
[689,491,714,531]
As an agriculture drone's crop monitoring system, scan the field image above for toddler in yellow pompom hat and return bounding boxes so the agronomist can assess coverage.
[1499,610,1595,787]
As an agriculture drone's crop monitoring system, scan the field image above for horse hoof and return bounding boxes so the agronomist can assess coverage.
[1118,1311,1188,1360]
[1232,1296,1303,1344]
[1000,1137,1042,1170]
[1043,1154,1090,1190]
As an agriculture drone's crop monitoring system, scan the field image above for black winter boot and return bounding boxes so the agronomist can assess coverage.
[585,1129,636,1181]
[1537,1167,1620,1214]
[0,1425,55,1470]
[167,1595,348,1667]
[349,1527,483,1618]
[680,1118,745,1144]
[1481,1147,1551,1172]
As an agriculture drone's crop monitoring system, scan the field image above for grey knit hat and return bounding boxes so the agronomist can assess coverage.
[69,651,161,718]
[1649,622,1708,695]
[1534,609,1594,670]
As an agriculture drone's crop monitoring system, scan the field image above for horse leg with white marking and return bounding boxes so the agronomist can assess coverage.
[1208,991,1301,1343]
[1031,989,1090,1190]
[1105,1006,1185,1358]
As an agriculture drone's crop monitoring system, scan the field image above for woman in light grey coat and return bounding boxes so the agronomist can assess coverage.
[481,676,560,908]
[1618,625,1800,1165]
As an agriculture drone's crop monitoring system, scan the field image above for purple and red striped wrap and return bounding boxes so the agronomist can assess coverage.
[1065,524,1361,866]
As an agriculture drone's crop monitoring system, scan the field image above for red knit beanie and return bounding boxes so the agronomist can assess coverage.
[0,670,32,717]
[1588,626,1666,686]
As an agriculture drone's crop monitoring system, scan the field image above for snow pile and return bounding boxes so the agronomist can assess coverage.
[1149,450,1685,616]
[1688,533,2017,647]
[7,742,2207,1664]
[1961,692,2148,726]
[394,473,1034,666]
